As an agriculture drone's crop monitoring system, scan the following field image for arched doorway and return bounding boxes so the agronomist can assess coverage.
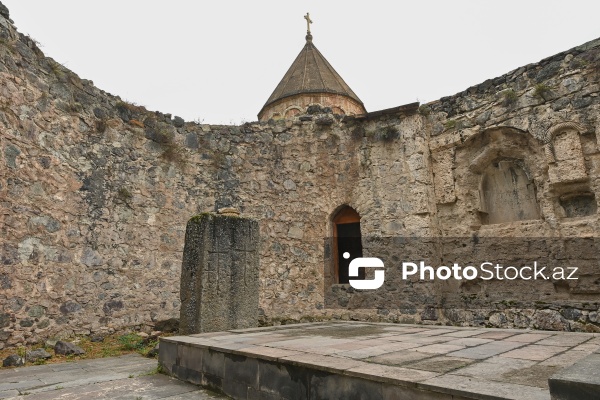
[332,206,364,284]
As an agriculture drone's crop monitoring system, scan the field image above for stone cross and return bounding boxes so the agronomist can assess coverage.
[304,13,313,33]
[179,213,260,334]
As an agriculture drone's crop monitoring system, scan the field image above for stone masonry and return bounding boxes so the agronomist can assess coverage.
[1,3,600,348]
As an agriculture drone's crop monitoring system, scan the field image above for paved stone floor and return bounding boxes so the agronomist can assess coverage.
[0,354,228,399]
[164,322,600,399]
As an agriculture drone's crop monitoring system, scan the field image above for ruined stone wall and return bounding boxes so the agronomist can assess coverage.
[427,38,600,237]
[421,38,600,330]
[0,12,374,347]
[327,38,600,331]
[1,7,600,349]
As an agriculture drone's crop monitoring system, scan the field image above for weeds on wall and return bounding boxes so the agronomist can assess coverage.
[152,128,174,144]
[533,84,552,101]
[160,142,187,170]
[48,59,65,80]
[0,38,15,53]
[25,34,42,48]
[55,100,82,115]
[116,100,141,112]
[502,89,518,107]
[142,121,188,170]
[418,104,431,116]
[129,119,144,128]
[379,125,400,142]
[116,101,149,120]
[444,119,457,131]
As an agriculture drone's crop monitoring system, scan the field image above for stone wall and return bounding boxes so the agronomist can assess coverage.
[1,6,600,348]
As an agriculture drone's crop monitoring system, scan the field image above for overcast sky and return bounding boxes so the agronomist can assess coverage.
[4,1,600,124]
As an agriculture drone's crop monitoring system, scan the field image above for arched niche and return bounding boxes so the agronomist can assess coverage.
[479,158,540,224]
[331,106,346,115]
[453,127,545,228]
[544,122,588,184]
[284,106,302,119]
[331,205,364,284]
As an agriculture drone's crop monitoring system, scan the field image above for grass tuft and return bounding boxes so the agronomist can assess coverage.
[160,142,187,170]
[418,104,431,116]
[0,332,167,370]
[145,364,164,376]
[502,89,518,107]
[444,120,457,130]
[118,334,145,351]
[129,119,145,128]
[533,84,551,100]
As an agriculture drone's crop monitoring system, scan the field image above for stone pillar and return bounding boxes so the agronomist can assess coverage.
[179,212,259,335]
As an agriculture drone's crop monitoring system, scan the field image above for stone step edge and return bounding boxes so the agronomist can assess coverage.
[548,350,600,400]
[159,336,549,400]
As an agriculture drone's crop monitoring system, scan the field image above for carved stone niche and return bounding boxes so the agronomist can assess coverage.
[544,122,588,184]
[551,181,597,219]
[559,192,597,218]
[464,128,543,226]
[478,158,540,225]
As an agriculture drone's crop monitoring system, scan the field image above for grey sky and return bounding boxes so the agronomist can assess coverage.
[3,1,599,124]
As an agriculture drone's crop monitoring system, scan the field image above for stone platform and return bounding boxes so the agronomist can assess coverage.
[159,321,600,400]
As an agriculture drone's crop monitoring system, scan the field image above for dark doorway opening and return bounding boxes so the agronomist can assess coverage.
[333,207,364,284]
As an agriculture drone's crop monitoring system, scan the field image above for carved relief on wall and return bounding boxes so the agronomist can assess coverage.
[479,159,540,224]
[431,147,456,204]
[455,127,545,226]
[544,122,587,184]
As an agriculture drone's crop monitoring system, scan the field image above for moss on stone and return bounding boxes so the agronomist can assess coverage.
[189,213,213,223]
[444,119,457,130]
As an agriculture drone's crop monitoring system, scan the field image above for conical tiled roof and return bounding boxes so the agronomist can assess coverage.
[259,35,364,117]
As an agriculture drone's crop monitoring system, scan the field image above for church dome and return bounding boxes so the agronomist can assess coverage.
[258,15,366,121]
